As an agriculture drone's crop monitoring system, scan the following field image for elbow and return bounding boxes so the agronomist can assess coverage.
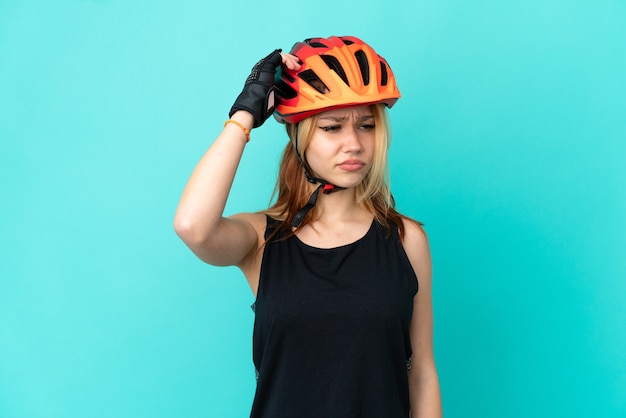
[173,215,188,240]
[173,214,210,249]
[174,216,234,266]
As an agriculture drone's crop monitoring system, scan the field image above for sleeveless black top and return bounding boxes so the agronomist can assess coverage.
[250,216,418,418]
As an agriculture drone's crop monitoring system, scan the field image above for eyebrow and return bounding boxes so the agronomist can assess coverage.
[319,114,374,122]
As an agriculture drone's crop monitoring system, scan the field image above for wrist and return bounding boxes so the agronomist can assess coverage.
[224,119,251,143]
[229,110,254,130]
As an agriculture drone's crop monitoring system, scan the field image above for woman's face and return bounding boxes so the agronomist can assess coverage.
[304,106,376,189]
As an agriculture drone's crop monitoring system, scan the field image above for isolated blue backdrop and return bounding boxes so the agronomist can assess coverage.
[1,0,625,417]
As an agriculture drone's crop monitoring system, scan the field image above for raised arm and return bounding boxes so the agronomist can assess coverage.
[173,50,300,267]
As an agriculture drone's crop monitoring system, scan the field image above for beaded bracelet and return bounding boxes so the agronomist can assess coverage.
[224,119,250,143]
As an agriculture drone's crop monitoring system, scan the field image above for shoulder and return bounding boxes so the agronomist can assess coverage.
[399,217,431,274]
[229,212,268,231]
[400,217,429,248]
[227,212,268,272]
[228,212,268,249]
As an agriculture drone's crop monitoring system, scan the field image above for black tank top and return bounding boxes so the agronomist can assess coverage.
[250,216,418,418]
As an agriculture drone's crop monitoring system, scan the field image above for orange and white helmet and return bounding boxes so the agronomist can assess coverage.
[274,36,401,124]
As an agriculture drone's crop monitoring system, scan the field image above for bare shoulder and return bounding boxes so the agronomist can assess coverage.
[229,212,267,232]
[228,212,268,293]
[400,217,430,253]
[228,212,268,246]
[399,217,432,278]
[228,212,267,268]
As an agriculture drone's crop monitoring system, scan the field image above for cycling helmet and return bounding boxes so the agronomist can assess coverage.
[274,36,401,124]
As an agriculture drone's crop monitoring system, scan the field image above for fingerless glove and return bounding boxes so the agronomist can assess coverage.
[229,49,282,128]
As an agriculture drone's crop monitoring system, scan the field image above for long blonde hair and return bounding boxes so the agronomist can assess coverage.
[263,104,414,239]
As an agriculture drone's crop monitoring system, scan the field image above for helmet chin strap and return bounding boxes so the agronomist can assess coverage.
[291,126,345,228]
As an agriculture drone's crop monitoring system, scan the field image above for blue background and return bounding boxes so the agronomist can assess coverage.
[1,0,625,417]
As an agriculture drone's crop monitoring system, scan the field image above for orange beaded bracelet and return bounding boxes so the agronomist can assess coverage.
[224,119,250,143]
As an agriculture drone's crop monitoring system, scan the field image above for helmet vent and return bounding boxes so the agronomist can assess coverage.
[281,69,296,83]
[354,50,370,85]
[379,61,389,86]
[275,79,298,100]
[320,55,349,86]
[340,38,354,45]
[306,40,328,48]
[298,69,330,94]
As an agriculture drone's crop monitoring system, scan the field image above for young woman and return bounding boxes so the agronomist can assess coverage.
[174,36,442,417]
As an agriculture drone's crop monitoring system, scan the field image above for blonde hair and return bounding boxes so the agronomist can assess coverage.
[263,104,413,238]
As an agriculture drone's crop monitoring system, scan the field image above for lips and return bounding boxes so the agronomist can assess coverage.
[337,159,366,171]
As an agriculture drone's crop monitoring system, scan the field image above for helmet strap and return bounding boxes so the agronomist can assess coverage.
[291,124,344,228]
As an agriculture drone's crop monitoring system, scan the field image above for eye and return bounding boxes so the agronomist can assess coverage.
[319,125,341,132]
[359,123,375,130]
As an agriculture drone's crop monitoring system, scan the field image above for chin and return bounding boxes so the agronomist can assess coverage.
[334,177,366,190]
[319,170,368,190]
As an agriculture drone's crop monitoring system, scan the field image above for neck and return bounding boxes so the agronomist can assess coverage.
[313,187,369,224]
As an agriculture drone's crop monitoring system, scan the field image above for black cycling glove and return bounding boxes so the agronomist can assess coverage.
[229,49,283,128]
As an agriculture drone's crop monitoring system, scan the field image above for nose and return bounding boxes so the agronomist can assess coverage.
[342,126,363,153]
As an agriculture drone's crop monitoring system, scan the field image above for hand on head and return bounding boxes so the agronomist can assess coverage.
[229,50,301,129]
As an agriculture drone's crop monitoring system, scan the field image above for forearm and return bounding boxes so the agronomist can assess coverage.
[174,111,253,247]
